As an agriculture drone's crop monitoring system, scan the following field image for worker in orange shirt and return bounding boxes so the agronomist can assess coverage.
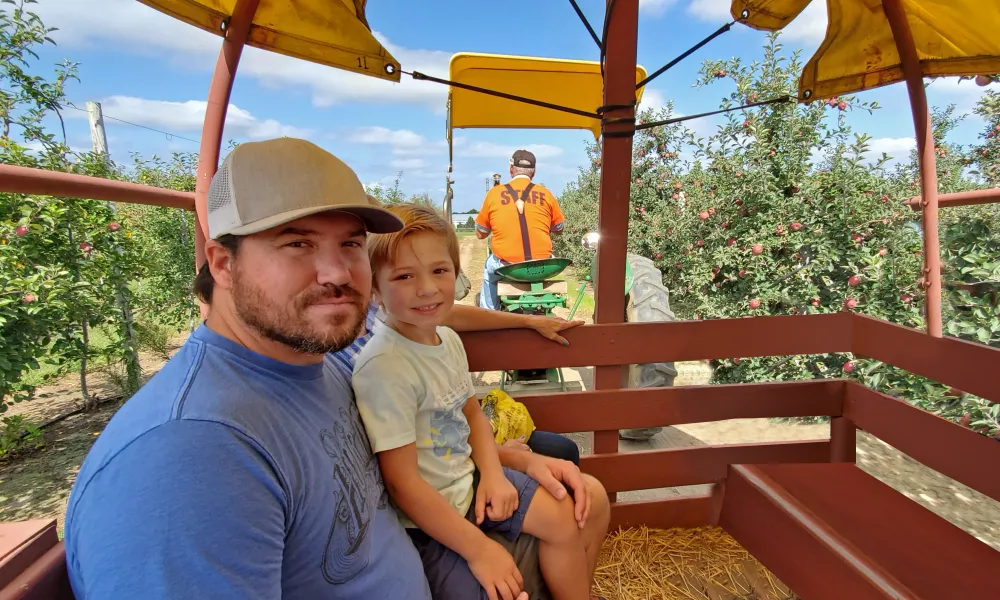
[475,149,566,310]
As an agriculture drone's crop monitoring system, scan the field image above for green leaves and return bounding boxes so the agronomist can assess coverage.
[554,31,1000,438]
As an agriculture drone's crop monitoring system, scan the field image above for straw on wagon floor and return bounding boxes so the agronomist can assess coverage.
[593,526,799,600]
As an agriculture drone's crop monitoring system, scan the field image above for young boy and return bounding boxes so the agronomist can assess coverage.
[353,204,591,600]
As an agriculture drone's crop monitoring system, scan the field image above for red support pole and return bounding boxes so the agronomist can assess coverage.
[883,0,942,338]
[0,164,196,210]
[907,187,1000,210]
[193,0,261,270]
[592,0,639,476]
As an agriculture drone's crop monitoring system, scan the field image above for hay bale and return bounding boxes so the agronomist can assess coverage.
[593,526,799,600]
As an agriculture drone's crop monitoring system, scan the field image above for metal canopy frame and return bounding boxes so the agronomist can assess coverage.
[1,0,998,335]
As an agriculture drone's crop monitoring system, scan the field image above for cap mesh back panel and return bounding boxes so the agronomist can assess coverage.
[208,163,232,212]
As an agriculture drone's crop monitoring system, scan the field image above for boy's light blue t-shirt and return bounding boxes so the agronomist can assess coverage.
[64,323,431,600]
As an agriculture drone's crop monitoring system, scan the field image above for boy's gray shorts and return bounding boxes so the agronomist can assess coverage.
[406,467,548,600]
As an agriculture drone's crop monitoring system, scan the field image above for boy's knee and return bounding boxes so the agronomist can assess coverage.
[535,487,581,543]
[582,475,611,525]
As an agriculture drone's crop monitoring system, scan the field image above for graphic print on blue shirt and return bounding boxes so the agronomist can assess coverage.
[320,401,389,584]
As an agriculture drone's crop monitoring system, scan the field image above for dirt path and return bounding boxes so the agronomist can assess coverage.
[3,238,998,553]
[1,334,187,536]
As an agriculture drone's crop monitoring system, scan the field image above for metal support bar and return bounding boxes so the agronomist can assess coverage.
[592,0,639,474]
[0,164,196,210]
[883,0,942,338]
[907,187,1000,209]
[193,0,261,270]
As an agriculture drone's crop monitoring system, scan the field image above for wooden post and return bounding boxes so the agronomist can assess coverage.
[86,100,141,394]
[86,101,109,157]
[592,0,640,503]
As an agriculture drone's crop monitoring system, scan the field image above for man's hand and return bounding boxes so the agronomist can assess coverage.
[476,471,519,524]
[521,453,591,529]
[524,315,584,346]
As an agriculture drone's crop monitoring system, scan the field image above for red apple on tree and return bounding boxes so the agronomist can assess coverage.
[15,225,28,237]
[960,413,972,427]
[699,210,710,220]
[848,275,862,286]
[727,237,737,246]
[751,243,764,255]
[790,222,802,231]
[108,221,121,232]
[811,297,820,307]
[842,361,856,373]
[749,298,761,309]
[22,293,36,304]
[844,298,858,310]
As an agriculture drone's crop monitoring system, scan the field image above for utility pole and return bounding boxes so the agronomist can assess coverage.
[86,101,141,395]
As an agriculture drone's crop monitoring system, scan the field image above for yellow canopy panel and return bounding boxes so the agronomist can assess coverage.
[731,0,1000,102]
[137,0,400,82]
[447,53,648,140]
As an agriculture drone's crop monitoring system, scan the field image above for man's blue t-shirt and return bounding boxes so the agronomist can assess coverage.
[64,323,431,599]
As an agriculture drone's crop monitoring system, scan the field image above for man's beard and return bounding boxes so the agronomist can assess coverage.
[231,266,366,355]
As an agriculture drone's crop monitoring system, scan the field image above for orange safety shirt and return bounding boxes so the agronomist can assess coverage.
[474,176,565,263]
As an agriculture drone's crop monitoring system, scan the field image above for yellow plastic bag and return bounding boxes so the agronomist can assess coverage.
[479,387,535,445]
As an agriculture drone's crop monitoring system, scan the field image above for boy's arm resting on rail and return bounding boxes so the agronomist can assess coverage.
[445,304,584,346]
[463,396,519,523]
[65,420,286,600]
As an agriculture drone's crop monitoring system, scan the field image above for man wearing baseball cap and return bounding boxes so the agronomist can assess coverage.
[63,138,602,600]
[475,149,567,310]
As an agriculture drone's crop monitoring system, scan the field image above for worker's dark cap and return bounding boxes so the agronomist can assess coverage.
[510,149,536,169]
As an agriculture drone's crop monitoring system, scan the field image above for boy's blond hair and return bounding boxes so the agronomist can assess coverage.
[367,203,461,289]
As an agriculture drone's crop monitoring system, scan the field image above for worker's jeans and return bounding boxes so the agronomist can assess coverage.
[479,253,506,310]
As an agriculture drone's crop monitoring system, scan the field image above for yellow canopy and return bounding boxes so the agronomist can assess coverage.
[731,0,1000,102]
[447,53,648,142]
[137,0,400,82]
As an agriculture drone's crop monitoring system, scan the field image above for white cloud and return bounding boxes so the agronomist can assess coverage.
[69,96,311,140]
[783,1,827,44]
[639,89,668,111]
[640,0,679,17]
[686,0,826,44]
[343,126,447,157]
[452,138,565,161]
[35,0,452,111]
[685,0,732,22]
[864,136,915,166]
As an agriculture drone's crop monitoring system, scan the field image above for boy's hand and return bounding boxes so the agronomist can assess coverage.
[476,471,519,524]
[468,538,524,600]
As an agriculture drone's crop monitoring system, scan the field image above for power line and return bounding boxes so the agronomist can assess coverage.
[65,102,201,145]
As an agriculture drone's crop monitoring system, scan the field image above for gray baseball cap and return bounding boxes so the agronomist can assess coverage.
[207,138,403,238]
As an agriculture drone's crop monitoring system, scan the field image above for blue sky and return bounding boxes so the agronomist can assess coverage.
[26,0,997,213]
